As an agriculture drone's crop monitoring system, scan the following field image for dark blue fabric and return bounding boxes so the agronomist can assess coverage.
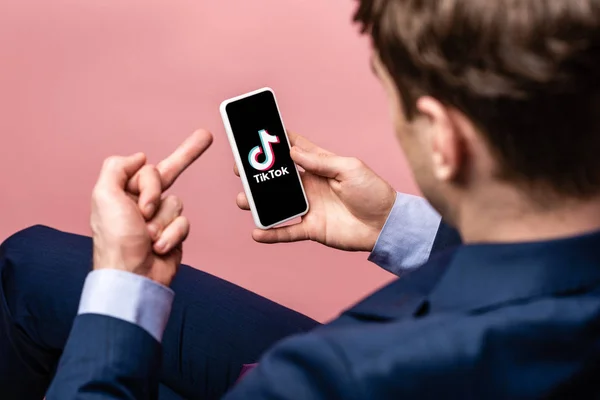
[0,225,319,399]
[0,223,458,399]
[431,220,462,254]
[227,230,600,399]
[47,314,163,399]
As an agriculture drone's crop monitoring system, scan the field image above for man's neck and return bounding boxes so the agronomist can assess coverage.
[457,186,600,244]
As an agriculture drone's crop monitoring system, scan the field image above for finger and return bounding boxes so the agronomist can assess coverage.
[97,153,147,189]
[233,163,240,177]
[136,165,162,219]
[156,129,213,190]
[154,215,190,255]
[291,147,361,180]
[147,195,183,240]
[252,223,309,244]
[287,131,332,155]
[126,192,139,203]
[236,192,250,210]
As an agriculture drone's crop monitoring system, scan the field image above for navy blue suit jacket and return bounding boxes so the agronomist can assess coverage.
[49,223,600,399]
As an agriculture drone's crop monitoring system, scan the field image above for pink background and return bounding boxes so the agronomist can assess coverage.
[0,0,418,322]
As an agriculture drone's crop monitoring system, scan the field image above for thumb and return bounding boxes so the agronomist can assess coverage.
[291,146,349,180]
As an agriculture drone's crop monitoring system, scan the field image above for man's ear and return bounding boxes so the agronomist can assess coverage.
[416,96,463,182]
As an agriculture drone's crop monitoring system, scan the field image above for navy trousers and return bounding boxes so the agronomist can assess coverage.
[0,226,319,399]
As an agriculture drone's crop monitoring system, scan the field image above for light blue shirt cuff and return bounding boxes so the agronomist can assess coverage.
[78,269,174,342]
[368,193,441,275]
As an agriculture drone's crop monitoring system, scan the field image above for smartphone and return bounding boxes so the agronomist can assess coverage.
[220,87,309,229]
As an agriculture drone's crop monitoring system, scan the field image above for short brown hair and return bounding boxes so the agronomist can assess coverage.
[355,0,600,199]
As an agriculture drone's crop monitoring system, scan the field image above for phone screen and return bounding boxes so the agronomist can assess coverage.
[225,90,308,227]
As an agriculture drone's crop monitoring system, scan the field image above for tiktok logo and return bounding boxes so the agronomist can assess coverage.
[248,129,290,183]
[248,129,279,171]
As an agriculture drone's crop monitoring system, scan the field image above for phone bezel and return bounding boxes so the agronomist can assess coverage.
[220,87,309,229]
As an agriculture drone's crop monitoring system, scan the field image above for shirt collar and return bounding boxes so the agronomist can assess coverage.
[428,229,600,313]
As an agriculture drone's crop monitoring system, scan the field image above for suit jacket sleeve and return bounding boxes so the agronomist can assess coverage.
[224,333,360,400]
[45,314,162,400]
[431,221,462,255]
[45,269,173,399]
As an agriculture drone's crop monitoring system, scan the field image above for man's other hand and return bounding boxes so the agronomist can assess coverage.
[91,129,213,286]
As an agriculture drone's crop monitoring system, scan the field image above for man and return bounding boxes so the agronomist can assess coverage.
[4,0,600,397]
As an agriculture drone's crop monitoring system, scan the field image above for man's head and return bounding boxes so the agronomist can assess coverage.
[356,0,600,229]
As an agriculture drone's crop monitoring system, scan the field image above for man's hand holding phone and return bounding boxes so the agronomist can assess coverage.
[235,131,397,252]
